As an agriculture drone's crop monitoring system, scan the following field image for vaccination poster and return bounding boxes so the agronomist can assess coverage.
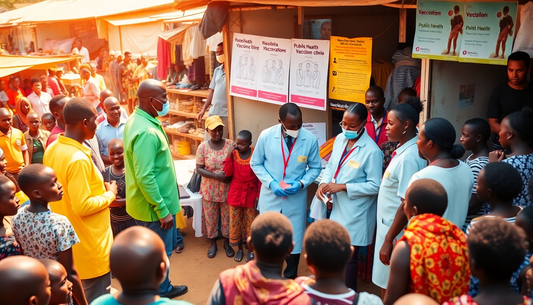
[328,36,372,105]
[230,33,260,99]
[459,2,517,65]
[412,0,464,61]
[289,38,330,111]
[257,36,292,105]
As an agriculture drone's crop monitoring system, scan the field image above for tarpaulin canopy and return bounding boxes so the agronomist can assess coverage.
[102,8,178,26]
[158,24,195,45]
[151,6,206,22]
[0,55,77,78]
[0,0,174,25]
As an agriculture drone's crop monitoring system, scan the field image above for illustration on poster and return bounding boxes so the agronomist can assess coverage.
[443,5,464,56]
[261,58,284,85]
[296,61,321,89]
[236,55,256,81]
[492,5,513,59]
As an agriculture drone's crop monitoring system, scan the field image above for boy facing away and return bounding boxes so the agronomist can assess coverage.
[12,164,87,305]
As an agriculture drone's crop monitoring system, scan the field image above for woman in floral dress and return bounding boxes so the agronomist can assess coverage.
[196,116,234,259]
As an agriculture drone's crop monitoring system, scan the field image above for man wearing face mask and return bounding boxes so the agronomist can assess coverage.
[251,103,321,279]
[198,42,229,140]
[123,79,188,299]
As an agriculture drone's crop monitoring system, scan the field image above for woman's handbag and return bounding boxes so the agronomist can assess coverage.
[188,170,202,193]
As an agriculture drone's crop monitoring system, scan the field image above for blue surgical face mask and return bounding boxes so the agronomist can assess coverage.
[151,97,169,117]
[342,123,365,139]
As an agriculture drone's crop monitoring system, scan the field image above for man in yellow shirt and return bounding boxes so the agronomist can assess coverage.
[43,98,117,304]
[0,108,28,180]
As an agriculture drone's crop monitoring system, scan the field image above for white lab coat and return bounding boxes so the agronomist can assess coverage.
[372,136,426,288]
[251,124,321,254]
[321,131,383,246]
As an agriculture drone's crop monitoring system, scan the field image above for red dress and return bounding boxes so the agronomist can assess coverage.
[223,149,260,208]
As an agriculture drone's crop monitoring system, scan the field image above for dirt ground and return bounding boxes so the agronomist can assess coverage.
[111,217,381,305]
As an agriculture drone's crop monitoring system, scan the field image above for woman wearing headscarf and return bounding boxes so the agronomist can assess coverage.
[12,97,32,133]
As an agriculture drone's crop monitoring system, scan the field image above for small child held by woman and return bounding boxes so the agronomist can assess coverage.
[223,130,260,262]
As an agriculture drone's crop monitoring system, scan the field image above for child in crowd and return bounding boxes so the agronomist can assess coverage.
[12,164,87,305]
[490,108,533,208]
[466,162,523,233]
[394,294,439,305]
[0,256,51,305]
[223,130,260,262]
[467,162,524,297]
[91,226,191,305]
[39,259,73,305]
[101,139,136,237]
[515,207,533,296]
[384,179,470,305]
[296,219,383,304]
[460,118,491,229]
[0,175,20,261]
[443,218,530,305]
[24,112,50,165]
[208,212,311,304]
[42,112,57,132]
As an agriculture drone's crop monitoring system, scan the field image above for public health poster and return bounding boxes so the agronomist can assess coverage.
[328,37,372,104]
[289,39,330,111]
[257,37,292,105]
[230,33,260,99]
[412,0,464,61]
[459,2,517,65]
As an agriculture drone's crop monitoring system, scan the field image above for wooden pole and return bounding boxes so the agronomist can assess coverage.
[222,21,234,140]
[118,26,123,53]
[399,8,406,43]
[298,6,304,39]
[419,58,431,125]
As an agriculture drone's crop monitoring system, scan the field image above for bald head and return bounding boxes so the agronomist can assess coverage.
[137,79,167,118]
[100,89,113,102]
[0,107,11,117]
[393,294,439,305]
[137,79,166,99]
[110,226,167,289]
[0,256,51,305]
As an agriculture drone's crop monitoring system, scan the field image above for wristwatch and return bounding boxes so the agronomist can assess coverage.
[299,181,304,189]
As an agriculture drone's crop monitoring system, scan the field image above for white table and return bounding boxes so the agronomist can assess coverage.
[174,159,203,237]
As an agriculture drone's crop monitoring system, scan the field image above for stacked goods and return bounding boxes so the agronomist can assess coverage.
[179,99,194,113]
[167,121,195,133]
[196,98,206,115]
[188,128,206,137]
[319,138,335,161]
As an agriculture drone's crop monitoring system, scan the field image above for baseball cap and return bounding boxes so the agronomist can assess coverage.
[205,116,225,130]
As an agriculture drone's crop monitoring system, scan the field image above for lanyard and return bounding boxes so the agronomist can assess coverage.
[374,114,386,143]
[333,144,357,180]
[281,135,297,179]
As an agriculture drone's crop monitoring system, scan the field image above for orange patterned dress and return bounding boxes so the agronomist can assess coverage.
[400,213,470,303]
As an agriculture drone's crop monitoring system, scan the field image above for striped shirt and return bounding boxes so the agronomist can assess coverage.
[466,154,489,195]
[466,209,522,235]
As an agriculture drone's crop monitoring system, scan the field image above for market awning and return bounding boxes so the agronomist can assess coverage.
[158,24,195,44]
[0,0,174,25]
[151,6,206,22]
[102,8,178,26]
[0,55,78,78]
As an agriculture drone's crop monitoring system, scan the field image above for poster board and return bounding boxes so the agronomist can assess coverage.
[412,0,465,61]
[459,2,517,65]
[257,37,292,105]
[289,39,330,111]
[328,36,372,105]
[230,33,260,99]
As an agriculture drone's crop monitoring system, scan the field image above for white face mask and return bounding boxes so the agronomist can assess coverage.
[216,55,225,63]
[282,122,300,138]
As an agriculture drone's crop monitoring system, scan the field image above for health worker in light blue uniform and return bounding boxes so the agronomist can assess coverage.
[316,103,383,291]
[251,103,321,279]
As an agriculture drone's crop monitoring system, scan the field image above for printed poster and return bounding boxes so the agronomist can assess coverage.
[413,0,465,61]
[328,36,372,105]
[257,37,292,105]
[230,33,260,99]
[289,39,330,111]
[459,2,517,65]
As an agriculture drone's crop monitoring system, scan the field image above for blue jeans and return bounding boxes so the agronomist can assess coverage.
[135,214,177,295]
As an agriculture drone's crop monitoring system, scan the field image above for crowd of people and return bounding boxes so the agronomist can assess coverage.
[0,41,531,305]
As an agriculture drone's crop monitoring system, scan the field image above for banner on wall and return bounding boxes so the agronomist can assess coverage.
[289,39,330,111]
[257,37,292,105]
[328,36,372,106]
[230,33,261,99]
[412,0,465,61]
[459,2,517,65]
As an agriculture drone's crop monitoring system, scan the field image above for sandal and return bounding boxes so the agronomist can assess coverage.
[234,249,244,262]
[246,251,254,262]
[207,244,217,258]
[225,244,235,258]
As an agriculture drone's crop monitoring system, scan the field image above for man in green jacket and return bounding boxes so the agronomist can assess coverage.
[123,79,187,298]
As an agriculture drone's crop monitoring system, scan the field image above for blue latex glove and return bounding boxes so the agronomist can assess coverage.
[270,181,288,197]
[285,181,302,195]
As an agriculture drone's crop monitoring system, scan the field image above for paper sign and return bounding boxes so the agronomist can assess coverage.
[459,2,517,65]
[329,37,372,104]
[230,33,260,99]
[412,0,465,61]
[289,39,330,111]
[257,37,292,105]
[303,122,327,146]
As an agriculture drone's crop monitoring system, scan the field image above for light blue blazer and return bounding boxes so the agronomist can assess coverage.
[321,131,383,246]
[251,124,321,253]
